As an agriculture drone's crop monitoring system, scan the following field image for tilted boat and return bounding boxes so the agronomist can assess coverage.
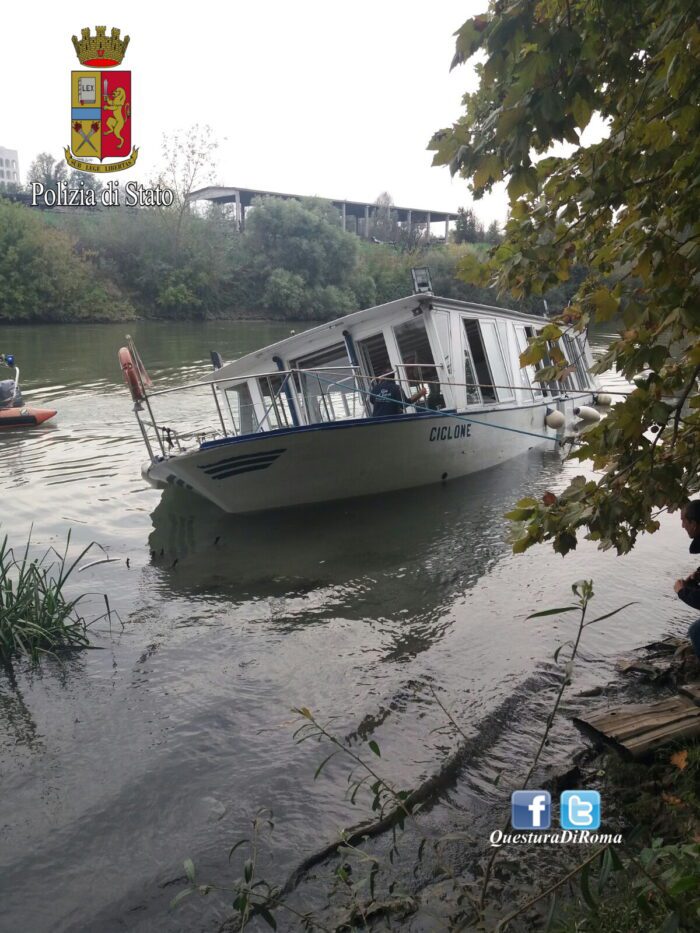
[0,354,57,429]
[120,288,602,514]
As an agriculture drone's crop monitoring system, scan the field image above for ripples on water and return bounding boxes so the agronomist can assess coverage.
[0,322,694,932]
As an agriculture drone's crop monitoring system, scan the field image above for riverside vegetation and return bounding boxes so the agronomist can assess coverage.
[0,531,107,664]
[0,178,584,324]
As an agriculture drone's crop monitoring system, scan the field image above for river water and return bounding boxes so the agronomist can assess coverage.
[0,321,695,932]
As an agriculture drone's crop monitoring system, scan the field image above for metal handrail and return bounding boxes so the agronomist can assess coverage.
[130,354,595,465]
[144,365,360,399]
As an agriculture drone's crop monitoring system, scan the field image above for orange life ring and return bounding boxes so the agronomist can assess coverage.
[119,346,146,402]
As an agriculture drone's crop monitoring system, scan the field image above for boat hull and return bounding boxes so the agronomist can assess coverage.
[0,407,57,429]
[144,398,590,514]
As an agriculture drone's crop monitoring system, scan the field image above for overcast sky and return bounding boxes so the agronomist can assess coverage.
[2,1,511,224]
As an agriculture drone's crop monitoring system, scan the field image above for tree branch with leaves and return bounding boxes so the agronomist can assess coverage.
[430,0,700,555]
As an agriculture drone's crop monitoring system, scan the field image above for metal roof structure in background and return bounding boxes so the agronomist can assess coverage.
[187,185,455,238]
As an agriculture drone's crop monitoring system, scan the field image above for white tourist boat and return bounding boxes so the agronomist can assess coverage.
[120,282,601,514]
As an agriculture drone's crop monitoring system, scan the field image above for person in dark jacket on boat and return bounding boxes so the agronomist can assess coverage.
[369,370,427,417]
[674,499,700,658]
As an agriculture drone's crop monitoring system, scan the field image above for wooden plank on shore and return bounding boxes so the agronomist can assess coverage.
[679,682,700,705]
[615,658,673,678]
[572,693,700,759]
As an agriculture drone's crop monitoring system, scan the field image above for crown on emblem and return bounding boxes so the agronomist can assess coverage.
[72,26,130,68]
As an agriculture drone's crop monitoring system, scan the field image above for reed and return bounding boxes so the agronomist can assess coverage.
[0,531,96,663]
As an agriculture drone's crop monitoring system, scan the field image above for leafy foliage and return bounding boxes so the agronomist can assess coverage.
[4,133,578,323]
[430,0,700,553]
[551,740,700,932]
[244,196,360,319]
[0,199,133,322]
[26,152,67,189]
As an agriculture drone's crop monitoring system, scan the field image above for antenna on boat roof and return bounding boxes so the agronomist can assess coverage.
[411,266,433,295]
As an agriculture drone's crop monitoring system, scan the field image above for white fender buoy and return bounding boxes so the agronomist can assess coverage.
[574,405,601,423]
[545,408,566,429]
[594,393,612,406]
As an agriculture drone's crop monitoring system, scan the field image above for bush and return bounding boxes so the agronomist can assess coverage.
[0,199,134,322]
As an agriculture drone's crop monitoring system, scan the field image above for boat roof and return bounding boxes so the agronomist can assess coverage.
[205,293,549,382]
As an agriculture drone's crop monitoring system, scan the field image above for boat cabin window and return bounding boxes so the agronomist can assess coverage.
[258,374,293,430]
[526,326,556,396]
[393,316,442,402]
[356,333,391,380]
[463,319,497,404]
[432,311,453,375]
[481,320,514,402]
[514,324,540,399]
[562,333,590,391]
[226,383,258,435]
[291,343,363,423]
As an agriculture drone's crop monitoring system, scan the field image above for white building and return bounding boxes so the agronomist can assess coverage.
[0,146,20,187]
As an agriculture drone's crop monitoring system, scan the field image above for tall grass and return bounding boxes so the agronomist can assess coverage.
[0,531,99,662]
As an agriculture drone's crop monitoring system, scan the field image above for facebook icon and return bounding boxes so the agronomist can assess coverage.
[560,790,601,830]
[511,790,551,830]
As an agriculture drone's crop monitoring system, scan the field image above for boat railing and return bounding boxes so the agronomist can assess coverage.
[128,351,594,463]
[130,363,375,461]
[391,361,595,405]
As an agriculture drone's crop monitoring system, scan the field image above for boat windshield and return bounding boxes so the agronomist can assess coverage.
[292,344,367,422]
[226,382,258,434]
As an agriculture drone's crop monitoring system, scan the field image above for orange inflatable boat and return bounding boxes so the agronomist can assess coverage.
[0,353,57,429]
[0,406,57,429]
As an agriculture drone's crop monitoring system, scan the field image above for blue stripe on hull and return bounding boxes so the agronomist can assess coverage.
[198,448,286,480]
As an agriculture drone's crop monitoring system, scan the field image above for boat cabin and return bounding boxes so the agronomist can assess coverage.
[203,294,595,438]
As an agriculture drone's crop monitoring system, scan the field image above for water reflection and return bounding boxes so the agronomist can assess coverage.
[149,448,568,661]
[0,666,43,752]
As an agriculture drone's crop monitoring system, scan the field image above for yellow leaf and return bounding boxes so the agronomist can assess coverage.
[457,252,490,286]
[634,250,652,282]
[539,323,562,340]
[669,749,688,771]
[512,535,531,554]
[474,154,503,190]
[661,793,683,806]
[496,106,526,142]
[591,288,619,322]
[572,94,592,130]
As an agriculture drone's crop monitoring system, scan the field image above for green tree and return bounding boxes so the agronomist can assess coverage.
[430,0,700,555]
[453,206,477,243]
[370,191,398,243]
[453,206,487,244]
[262,268,306,317]
[67,170,103,193]
[0,200,133,322]
[26,153,67,189]
[485,219,501,245]
[156,124,220,254]
[244,196,360,317]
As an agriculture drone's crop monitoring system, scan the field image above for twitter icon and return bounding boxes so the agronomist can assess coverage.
[560,790,601,830]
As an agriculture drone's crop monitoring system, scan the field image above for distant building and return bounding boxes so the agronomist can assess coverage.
[0,146,20,188]
[189,185,455,240]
